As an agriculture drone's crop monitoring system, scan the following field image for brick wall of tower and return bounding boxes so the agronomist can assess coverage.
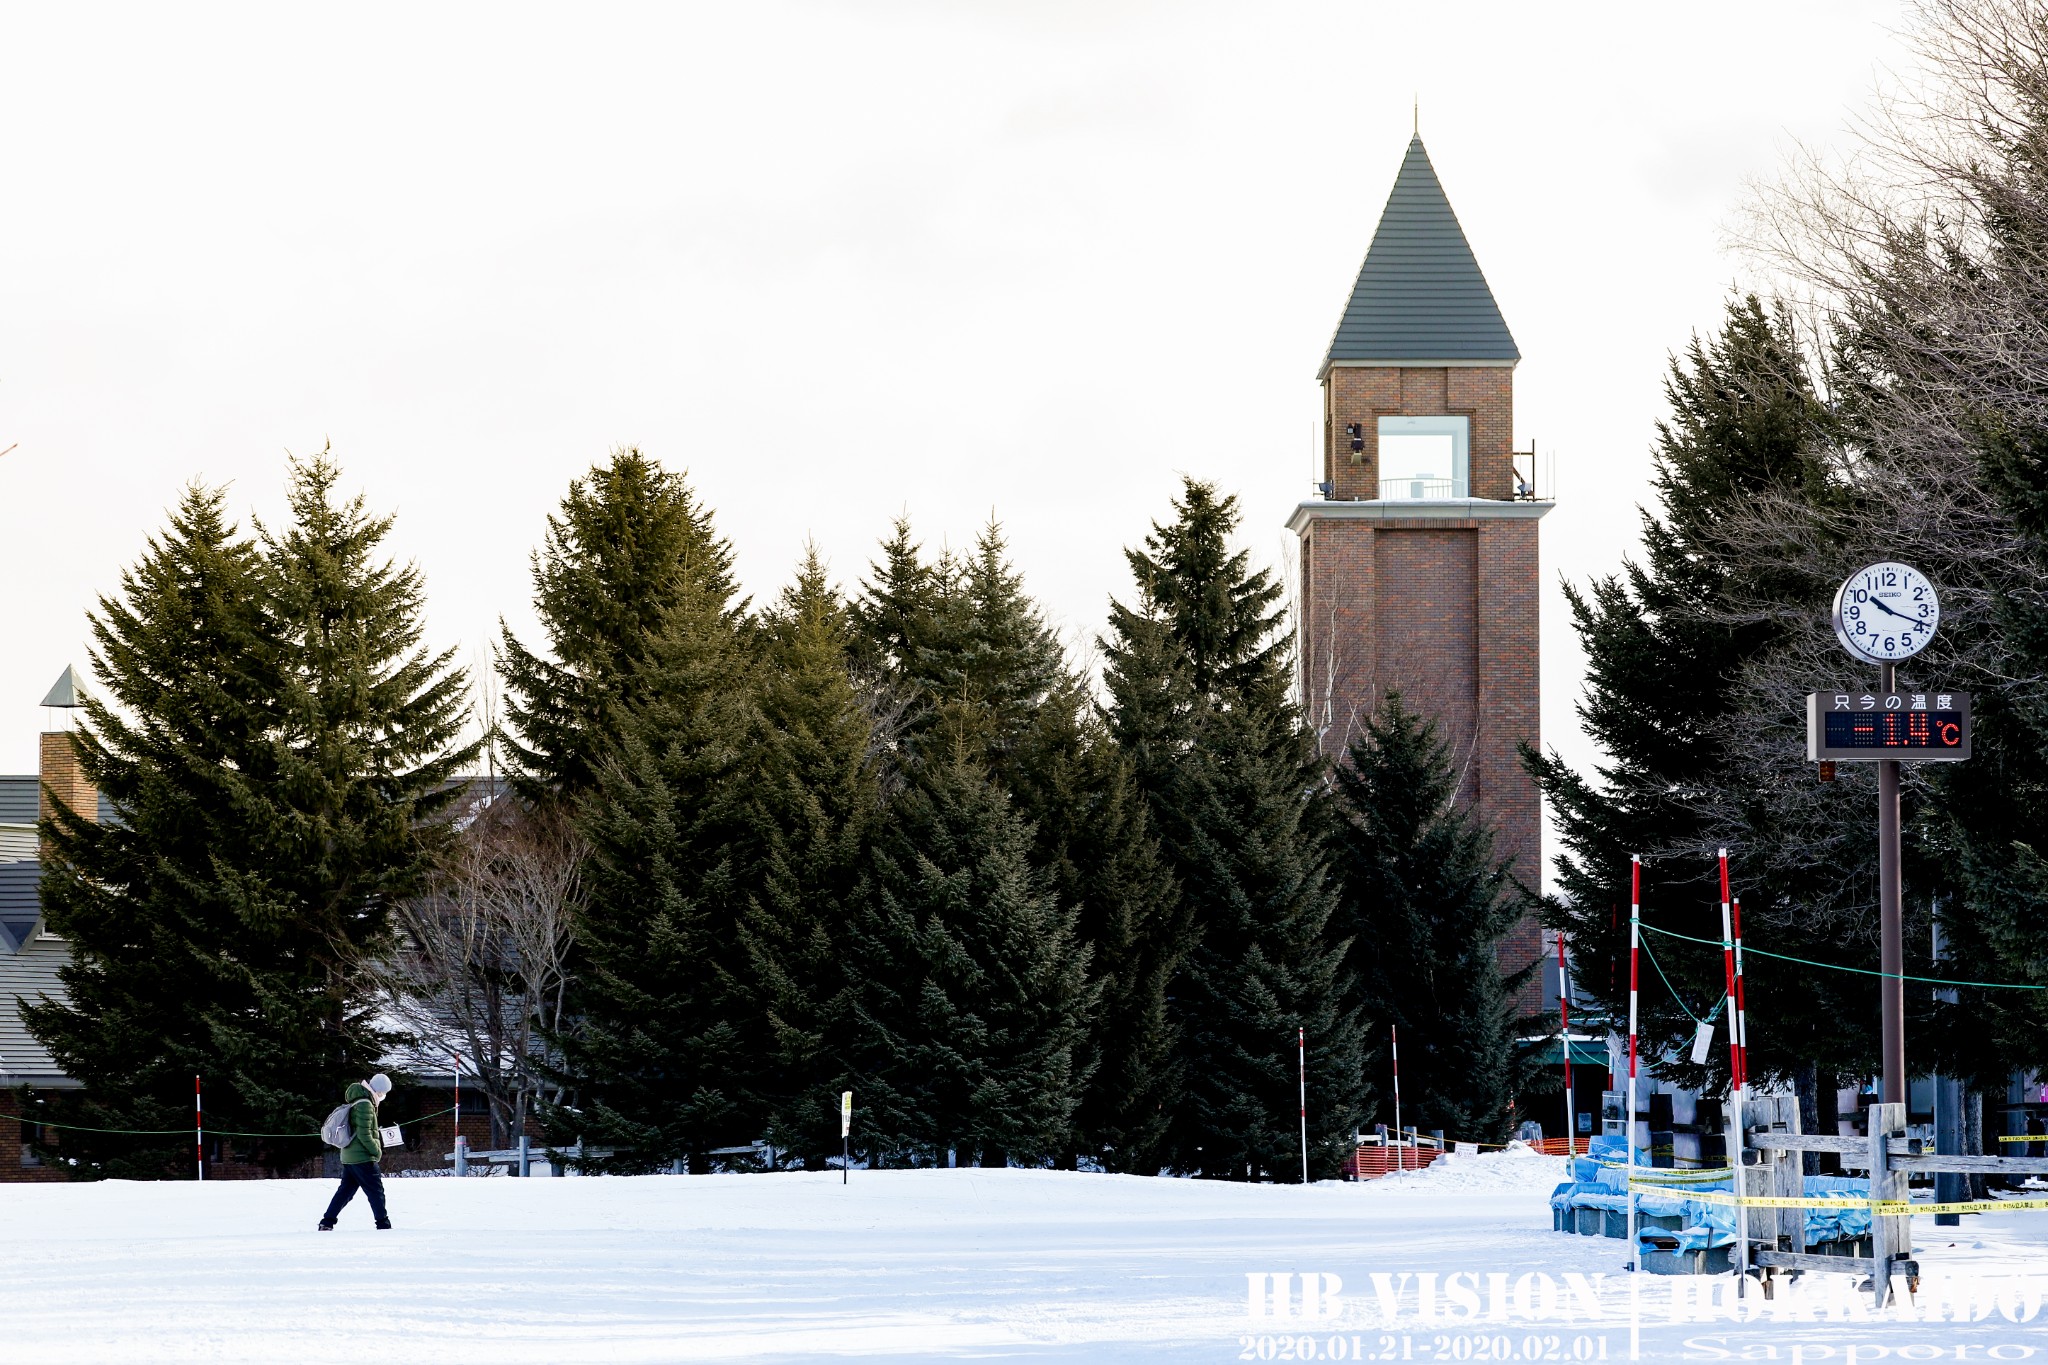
[1299,518,1377,751]
[1323,365,1514,501]
[1474,517,1544,992]
[1297,506,1544,1006]
[1374,529,1478,783]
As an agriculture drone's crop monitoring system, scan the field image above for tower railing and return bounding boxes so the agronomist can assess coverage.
[1376,476,1464,501]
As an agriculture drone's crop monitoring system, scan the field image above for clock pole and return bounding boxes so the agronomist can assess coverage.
[1877,660,1905,1106]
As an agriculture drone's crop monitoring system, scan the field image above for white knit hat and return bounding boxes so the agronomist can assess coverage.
[366,1073,393,1097]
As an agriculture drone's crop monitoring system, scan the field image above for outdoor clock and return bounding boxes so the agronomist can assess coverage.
[1832,561,1939,664]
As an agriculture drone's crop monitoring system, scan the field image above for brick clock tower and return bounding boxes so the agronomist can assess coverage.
[1290,136,1550,995]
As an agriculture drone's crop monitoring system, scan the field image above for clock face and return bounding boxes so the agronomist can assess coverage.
[1833,561,1939,663]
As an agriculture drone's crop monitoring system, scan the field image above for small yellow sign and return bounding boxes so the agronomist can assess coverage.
[840,1090,853,1138]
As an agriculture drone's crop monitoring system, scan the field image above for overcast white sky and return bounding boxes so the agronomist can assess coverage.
[0,2,1912,876]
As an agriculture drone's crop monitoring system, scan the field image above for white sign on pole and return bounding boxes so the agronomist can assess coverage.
[1689,1020,1715,1066]
[840,1090,853,1138]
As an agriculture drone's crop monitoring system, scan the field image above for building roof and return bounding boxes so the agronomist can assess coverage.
[0,880,71,1084]
[0,856,69,1082]
[0,774,117,827]
[0,775,34,826]
[1321,137,1519,374]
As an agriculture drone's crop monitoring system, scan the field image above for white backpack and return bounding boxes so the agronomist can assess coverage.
[320,1098,367,1148]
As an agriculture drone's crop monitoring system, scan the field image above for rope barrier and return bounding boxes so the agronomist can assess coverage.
[1639,932,1723,1025]
[23,1104,459,1140]
[1640,922,2047,991]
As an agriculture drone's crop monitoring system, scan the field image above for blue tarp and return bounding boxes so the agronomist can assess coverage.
[1553,1172,1873,1254]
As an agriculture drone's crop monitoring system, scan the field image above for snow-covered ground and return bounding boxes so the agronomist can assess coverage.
[2,1149,2045,1363]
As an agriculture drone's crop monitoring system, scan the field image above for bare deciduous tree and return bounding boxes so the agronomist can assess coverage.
[379,792,584,1149]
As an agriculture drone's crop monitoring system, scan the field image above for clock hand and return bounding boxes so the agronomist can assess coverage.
[1865,595,1915,624]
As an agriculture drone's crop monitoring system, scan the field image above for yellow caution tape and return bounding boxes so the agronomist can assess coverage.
[1611,1166,1739,1184]
[1646,1188,1884,1211]
[1996,1135,2047,1144]
[1892,1197,2048,1215]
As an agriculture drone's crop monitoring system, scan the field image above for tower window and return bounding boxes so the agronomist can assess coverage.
[1377,416,1469,499]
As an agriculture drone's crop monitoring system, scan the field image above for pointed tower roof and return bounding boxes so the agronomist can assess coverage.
[1320,137,1519,375]
[40,665,83,708]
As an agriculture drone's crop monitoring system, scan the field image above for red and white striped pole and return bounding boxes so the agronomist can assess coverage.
[1719,849,1748,1293]
[1626,856,1641,1269]
[1557,933,1575,1158]
[1297,1027,1308,1185]
[1731,896,1750,1095]
[1391,1024,1403,1173]
[194,1074,203,1182]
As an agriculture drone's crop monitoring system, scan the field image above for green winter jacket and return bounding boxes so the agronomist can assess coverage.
[338,1082,382,1166]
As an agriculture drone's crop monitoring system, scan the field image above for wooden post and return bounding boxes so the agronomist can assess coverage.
[1868,1101,1907,1310]
[1749,1091,1802,1292]
[1775,1094,1803,1263]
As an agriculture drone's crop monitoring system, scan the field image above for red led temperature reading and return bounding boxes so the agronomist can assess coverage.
[1822,710,1965,751]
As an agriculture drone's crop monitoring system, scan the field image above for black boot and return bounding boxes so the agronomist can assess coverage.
[317,1221,335,1231]
[375,1219,392,1230]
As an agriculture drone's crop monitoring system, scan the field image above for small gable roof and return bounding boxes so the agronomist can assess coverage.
[41,665,84,709]
[0,860,40,952]
[1322,137,1519,374]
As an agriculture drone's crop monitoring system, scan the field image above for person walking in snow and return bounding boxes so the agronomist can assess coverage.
[319,1073,393,1231]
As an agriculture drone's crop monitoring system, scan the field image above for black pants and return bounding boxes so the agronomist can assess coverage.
[321,1161,388,1226]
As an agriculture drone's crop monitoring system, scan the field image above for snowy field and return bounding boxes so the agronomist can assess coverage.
[2,1150,2046,1363]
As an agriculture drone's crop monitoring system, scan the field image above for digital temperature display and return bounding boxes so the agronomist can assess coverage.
[1807,692,1970,762]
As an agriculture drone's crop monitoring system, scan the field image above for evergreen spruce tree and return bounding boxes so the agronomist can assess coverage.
[839,751,1095,1167]
[852,516,1185,1170]
[31,459,473,1176]
[498,449,738,801]
[1524,296,1852,1091]
[1334,695,1529,1143]
[30,486,277,1177]
[1105,478,1367,1180]
[1007,686,1188,1173]
[739,547,881,1162]
[552,571,769,1172]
